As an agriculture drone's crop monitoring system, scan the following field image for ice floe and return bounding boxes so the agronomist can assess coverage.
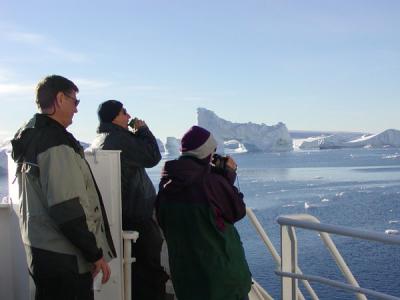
[385,229,399,235]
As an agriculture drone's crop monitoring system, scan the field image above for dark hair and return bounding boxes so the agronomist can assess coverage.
[36,75,79,110]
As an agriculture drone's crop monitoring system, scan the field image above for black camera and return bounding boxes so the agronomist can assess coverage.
[128,117,138,129]
[211,153,228,170]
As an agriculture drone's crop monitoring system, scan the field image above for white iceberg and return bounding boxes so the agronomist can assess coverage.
[298,129,400,150]
[299,133,364,150]
[165,137,181,157]
[385,229,399,235]
[223,140,247,154]
[197,108,293,152]
[346,129,400,148]
[0,139,12,175]
[156,138,165,153]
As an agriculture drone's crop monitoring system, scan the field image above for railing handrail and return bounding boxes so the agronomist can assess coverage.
[275,271,400,300]
[246,208,319,300]
[277,214,400,245]
[278,213,400,300]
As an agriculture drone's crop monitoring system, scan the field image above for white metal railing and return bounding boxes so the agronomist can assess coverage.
[277,214,400,300]
[122,231,139,300]
[246,208,318,300]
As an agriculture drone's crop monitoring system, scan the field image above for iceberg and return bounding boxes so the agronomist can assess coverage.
[298,129,400,150]
[0,139,12,175]
[385,229,399,235]
[156,139,165,153]
[162,137,247,157]
[224,140,247,154]
[165,137,181,157]
[346,129,400,148]
[197,108,293,152]
[298,133,361,150]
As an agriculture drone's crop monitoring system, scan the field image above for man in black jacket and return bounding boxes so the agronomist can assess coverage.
[90,100,167,300]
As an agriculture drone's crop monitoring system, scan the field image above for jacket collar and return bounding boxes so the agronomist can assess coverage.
[34,113,66,130]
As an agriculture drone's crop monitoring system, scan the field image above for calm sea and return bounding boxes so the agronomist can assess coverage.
[149,148,400,299]
[2,147,400,299]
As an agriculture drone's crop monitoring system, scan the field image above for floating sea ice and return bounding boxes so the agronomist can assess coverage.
[321,198,330,202]
[283,204,295,208]
[336,192,345,197]
[312,176,323,180]
[382,154,400,159]
[304,202,310,209]
[385,229,399,235]
[389,220,399,224]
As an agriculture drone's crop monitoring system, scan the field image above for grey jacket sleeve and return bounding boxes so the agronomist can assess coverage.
[38,145,102,262]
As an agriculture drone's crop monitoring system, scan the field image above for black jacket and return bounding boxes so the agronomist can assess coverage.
[91,123,161,229]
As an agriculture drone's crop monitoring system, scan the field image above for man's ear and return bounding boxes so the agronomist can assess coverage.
[55,91,64,108]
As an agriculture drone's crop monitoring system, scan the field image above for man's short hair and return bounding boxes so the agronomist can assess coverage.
[36,75,79,110]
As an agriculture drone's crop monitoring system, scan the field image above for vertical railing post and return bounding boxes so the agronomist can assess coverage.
[281,225,298,300]
[123,231,139,300]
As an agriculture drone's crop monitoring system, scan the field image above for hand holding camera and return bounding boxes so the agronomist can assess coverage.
[128,117,147,131]
[226,156,237,171]
[212,154,237,172]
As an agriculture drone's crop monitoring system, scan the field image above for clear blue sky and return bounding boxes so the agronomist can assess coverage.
[0,0,399,143]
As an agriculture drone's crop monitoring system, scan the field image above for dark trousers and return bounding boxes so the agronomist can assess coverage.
[27,247,94,300]
[32,272,93,300]
[130,219,168,300]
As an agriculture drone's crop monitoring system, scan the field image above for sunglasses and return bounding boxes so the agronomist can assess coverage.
[63,93,80,107]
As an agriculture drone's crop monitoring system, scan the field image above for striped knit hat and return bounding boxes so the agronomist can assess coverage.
[181,126,217,159]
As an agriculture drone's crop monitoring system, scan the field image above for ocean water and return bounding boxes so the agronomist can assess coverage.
[1,148,400,299]
[149,148,400,299]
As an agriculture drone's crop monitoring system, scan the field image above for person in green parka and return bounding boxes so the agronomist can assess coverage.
[156,126,251,300]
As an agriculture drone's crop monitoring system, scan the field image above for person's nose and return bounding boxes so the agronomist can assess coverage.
[127,113,131,118]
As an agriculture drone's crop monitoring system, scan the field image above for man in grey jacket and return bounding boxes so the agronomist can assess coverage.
[11,75,116,300]
[91,100,168,300]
